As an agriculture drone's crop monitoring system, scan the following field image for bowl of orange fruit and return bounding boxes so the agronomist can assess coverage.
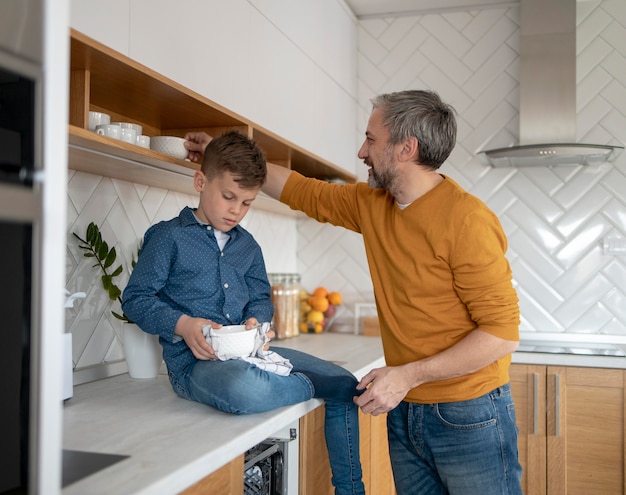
[299,286,343,334]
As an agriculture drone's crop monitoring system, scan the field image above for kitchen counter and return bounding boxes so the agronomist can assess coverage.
[513,331,626,368]
[62,333,385,495]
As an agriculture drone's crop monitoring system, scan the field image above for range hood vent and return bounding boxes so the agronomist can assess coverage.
[479,0,623,167]
[484,143,621,167]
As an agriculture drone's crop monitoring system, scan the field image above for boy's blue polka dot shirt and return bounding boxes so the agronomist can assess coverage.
[122,206,274,378]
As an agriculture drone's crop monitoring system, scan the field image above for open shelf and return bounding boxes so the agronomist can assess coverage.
[67,29,356,206]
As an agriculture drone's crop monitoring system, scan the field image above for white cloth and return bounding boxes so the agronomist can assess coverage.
[204,322,293,376]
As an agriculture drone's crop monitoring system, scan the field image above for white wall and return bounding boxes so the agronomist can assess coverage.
[70,0,360,173]
[303,0,626,336]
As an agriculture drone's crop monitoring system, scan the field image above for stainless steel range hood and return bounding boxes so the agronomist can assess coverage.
[480,0,623,167]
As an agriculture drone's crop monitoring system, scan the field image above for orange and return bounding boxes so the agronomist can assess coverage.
[312,286,328,298]
[327,291,342,305]
[314,322,324,333]
[307,295,329,312]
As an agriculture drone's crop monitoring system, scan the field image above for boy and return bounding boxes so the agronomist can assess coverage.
[122,130,365,495]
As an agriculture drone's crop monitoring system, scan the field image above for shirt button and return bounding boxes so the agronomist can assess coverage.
[221,252,224,257]
[206,226,212,231]
[224,283,229,288]
[226,313,230,319]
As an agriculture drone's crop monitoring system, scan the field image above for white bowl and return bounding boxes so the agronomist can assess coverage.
[204,325,257,360]
[150,136,188,160]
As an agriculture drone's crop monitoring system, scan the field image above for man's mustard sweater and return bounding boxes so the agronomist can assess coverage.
[281,172,520,403]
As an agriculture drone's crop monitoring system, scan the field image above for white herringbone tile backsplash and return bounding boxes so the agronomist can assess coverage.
[66,0,626,372]
[298,0,626,335]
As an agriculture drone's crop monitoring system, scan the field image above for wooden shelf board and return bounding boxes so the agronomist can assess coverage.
[68,126,298,217]
[68,126,198,194]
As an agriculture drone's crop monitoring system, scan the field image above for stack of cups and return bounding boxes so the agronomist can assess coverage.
[89,112,150,148]
[111,121,141,145]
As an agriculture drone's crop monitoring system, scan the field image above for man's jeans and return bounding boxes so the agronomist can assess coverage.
[387,383,523,495]
[170,346,365,495]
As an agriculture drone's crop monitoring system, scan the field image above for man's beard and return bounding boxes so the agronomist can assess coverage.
[366,148,398,194]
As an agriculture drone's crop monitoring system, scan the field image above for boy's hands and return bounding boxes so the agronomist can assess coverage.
[244,318,274,351]
[175,314,221,360]
[176,315,276,359]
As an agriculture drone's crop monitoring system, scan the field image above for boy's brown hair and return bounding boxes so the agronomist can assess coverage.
[201,130,266,188]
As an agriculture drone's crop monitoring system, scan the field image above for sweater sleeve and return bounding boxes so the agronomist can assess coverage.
[281,171,364,233]
[451,208,520,341]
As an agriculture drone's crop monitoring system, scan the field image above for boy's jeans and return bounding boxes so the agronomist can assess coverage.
[387,383,523,495]
[170,346,365,495]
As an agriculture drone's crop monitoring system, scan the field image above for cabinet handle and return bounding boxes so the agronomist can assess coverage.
[532,372,539,436]
[554,374,560,437]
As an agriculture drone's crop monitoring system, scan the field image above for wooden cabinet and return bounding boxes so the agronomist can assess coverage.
[68,29,355,199]
[510,364,626,495]
[360,409,396,494]
[179,454,244,494]
[299,405,396,495]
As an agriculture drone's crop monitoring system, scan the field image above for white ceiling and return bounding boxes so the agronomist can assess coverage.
[344,0,519,18]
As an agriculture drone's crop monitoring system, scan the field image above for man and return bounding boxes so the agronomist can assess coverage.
[186,90,522,495]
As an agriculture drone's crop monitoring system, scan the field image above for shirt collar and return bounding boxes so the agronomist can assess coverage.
[180,206,241,238]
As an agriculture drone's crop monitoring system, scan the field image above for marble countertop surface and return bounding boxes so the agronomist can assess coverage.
[62,333,385,495]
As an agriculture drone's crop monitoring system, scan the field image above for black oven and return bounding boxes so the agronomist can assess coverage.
[0,47,41,495]
[0,65,36,187]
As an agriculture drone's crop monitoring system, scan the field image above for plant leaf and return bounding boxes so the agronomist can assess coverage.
[94,232,102,253]
[111,264,123,277]
[108,285,121,300]
[98,240,109,260]
[103,247,116,269]
[86,223,97,243]
[112,311,131,323]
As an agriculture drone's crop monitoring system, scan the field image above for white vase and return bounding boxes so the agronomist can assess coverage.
[123,323,162,379]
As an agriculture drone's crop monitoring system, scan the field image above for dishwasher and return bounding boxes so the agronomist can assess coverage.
[243,424,298,495]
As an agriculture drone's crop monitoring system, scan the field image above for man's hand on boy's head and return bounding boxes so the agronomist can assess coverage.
[184,132,212,163]
[175,314,220,360]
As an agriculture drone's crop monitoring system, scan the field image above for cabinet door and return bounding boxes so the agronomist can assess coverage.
[360,410,396,495]
[300,406,334,495]
[547,366,625,495]
[300,406,396,495]
[510,364,547,495]
[179,454,243,494]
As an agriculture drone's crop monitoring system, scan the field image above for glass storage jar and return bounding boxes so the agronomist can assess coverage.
[268,273,301,340]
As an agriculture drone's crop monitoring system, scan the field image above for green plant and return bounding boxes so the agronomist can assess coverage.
[73,222,137,323]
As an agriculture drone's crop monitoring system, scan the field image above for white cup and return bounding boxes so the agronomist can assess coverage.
[120,127,138,144]
[95,123,121,140]
[112,121,143,136]
[136,135,151,149]
[89,111,110,131]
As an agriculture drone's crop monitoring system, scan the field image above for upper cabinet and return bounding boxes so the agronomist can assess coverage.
[67,29,356,197]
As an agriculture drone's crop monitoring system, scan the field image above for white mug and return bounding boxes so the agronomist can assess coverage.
[120,127,138,144]
[89,111,110,131]
[136,135,151,149]
[112,121,143,136]
[95,124,121,139]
